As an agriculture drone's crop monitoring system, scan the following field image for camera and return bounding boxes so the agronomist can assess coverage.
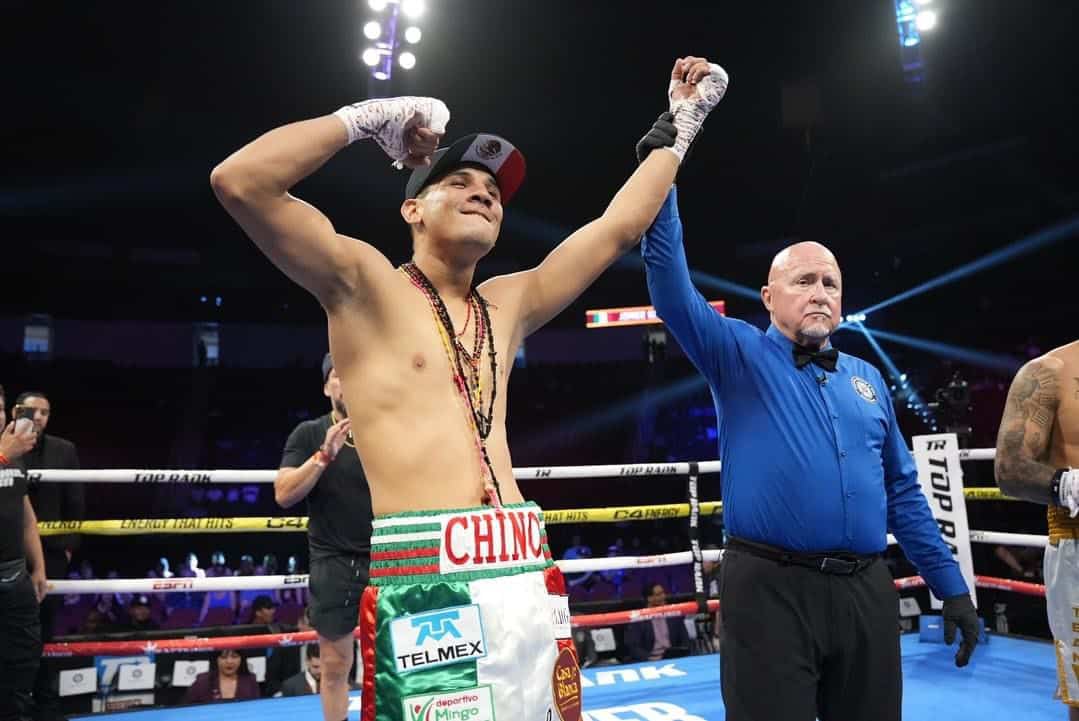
[927,371,972,446]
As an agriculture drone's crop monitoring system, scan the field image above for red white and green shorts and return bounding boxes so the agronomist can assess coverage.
[360,502,582,721]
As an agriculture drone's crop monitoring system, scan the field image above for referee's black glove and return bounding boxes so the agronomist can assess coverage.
[636,112,678,164]
[942,593,980,667]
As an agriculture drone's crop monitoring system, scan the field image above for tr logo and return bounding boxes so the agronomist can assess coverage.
[412,610,462,645]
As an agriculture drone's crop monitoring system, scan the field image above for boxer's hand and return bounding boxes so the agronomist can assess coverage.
[669,57,722,104]
[333,96,449,167]
[636,112,677,163]
[942,593,980,667]
[663,56,728,162]
[1058,469,1079,517]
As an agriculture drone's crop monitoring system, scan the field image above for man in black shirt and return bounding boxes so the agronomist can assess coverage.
[1,385,49,721]
[16,392,82,721]
[276,354,371,721]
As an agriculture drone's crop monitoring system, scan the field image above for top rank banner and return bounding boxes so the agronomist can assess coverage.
[586,301,724,329]
[911,433,978,610]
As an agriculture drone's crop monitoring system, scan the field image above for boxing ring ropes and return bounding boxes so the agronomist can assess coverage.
[30,447,1049,661]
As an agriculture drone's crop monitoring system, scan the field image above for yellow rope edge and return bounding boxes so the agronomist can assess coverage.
[37,489,1014,535]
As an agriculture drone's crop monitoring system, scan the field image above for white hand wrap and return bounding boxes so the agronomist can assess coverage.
[333,96,450,164]
[666,63,729,162]
[1058,468,1079,518]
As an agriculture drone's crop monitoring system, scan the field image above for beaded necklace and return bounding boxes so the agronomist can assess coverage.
[399,261,502,506]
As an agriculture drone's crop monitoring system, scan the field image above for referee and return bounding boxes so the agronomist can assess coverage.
[276,354,371,721]
[637,181,980,720]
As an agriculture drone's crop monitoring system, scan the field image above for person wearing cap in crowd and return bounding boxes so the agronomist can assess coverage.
[119,595,160,632]
[212,55,726,719]
[273,352,369,721]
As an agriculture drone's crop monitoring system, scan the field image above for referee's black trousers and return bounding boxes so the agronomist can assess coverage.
[719,542,901,721]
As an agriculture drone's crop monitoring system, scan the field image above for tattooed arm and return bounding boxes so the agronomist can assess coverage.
[994,356,1064,503]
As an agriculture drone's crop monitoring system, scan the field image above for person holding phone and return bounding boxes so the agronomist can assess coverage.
[0,384,48,721]
[16,391,82,721]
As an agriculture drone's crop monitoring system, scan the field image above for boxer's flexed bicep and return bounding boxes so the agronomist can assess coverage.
[211,97,448,310]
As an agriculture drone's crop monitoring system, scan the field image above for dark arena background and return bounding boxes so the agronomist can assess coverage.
[2,1,1078,719]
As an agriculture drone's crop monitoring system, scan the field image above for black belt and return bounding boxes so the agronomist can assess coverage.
[727,537,878,576]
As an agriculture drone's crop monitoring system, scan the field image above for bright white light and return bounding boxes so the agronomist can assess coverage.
[373,70,390,80]
[368,0,387,10]
[404,26,422,44]
[402,0,425,18]
[914,0,933,5]
[915,9,937,31]
[363,21,382,40]
[399,51,416,70]
[900,373,907,381]
[362,47,380,67]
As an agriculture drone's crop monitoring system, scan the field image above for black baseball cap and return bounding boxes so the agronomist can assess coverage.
[321,353,333,384]
[405,133,526,204]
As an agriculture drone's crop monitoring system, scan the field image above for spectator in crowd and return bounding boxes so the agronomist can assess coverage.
[119,595,160,632]
[184,649,260,704]
[249,595,278,626]
[235,554,264,621]
[265,607,313,697]
[78,609,112,635]
[623,583,690,662]
[563,534,594,589]
[180,553,205,579]
[280,645,321,697]
[19,391,83,721]
[199,551,235,624]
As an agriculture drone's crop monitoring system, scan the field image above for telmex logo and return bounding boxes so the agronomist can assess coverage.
[412,610,462,644]
[390,604,487,674]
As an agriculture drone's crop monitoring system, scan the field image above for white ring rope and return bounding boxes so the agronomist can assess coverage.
[48,574,310,595]
[47,530,1048,596]
[26,462,725,484]
[26,450,1001,484]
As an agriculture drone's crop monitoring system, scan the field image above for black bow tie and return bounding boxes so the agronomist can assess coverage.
[793,345,838,372]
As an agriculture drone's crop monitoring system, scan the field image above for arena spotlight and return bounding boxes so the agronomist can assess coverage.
[361,47,381,67]
[854,323,937,429]
[852,214,1079,318]
[368,0,387,11]
[402,0,425,19]
[398,51,416,70]
[862,328,1023,375]
[916,10,938,31]
[404,26,422,44]
[363,21,382,40]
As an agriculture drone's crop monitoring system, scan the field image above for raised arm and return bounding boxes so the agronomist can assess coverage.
[210,98,446,309]
[994,355,1063,503]
[507,58,727,336]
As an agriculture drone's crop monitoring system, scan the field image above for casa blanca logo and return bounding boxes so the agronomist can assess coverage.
[391,605,488,674]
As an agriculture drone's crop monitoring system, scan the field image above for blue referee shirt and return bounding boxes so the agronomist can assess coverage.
[641,187,967,599]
